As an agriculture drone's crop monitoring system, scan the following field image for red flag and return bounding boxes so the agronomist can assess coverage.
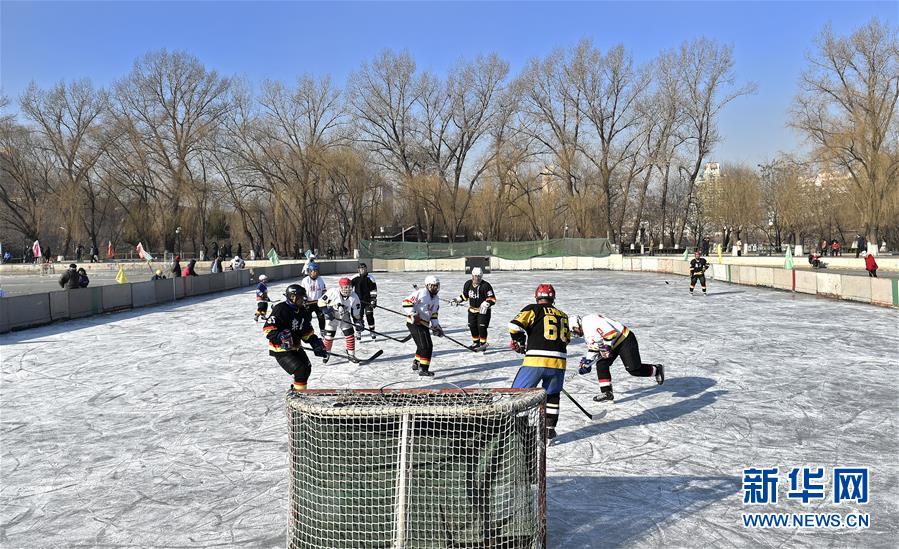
[107,241,114,259]
[32,240,42,258]
[136,242,146,259]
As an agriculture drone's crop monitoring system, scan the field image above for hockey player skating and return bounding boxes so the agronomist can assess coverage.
[508,284,571,440]
[350,263,378,341]
[254,274,270,321]
[402,275,444,377]
[571,314,664,402]
[450,267,496,352]
[317,277,364,363]
[300,262,327,333]
[689,250,710,295]
[262,284,327,392]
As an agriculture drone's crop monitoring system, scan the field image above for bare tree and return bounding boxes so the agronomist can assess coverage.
[0,121,55,241]
[792,19,899,243]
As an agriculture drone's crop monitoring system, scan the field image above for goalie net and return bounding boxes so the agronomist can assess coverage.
[286,388,547,549]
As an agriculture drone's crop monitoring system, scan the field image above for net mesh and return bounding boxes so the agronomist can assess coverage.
[287,389,546,549]
[359,238,612,260]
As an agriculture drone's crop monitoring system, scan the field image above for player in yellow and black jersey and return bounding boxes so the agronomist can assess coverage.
[508,283,571,439]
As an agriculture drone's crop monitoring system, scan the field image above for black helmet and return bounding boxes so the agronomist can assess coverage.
[285,284,306,303]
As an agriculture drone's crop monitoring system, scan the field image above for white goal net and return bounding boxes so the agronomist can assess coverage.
[286,388,547,549]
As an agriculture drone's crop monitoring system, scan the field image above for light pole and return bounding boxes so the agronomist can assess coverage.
[175,226,182,258]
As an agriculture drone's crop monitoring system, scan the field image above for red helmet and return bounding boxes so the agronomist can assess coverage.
[339,277,352,297]
[535,283,555,303]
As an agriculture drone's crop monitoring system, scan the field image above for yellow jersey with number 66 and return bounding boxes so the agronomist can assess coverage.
[509,304,571,369]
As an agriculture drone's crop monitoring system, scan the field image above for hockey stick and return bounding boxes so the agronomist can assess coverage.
[411,284,457,305]
[562,388,593,420]
[301,345,384,365]
[377,305,477,351]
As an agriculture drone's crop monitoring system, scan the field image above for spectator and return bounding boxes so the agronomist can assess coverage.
[237,243,243,259]
[44,247,52,263]
[855,234,866,258]
[89,245,98,263]
[211,241,219,259]
[735,239,743,257]
[341,246,348,257]
[2,251,11,263]
[77,268,90,288]
[327,246,335,260]
[831,239,841,257]
[75,243,84,261]
[58,263,80,289]
[249,248,256,261]
[863,251,878,278]
[151,269,166,280]
[820,239,828,256]
[701,237,710,256]
[230,255,245,270]
[210,255,223,273]
[182,259,199,277]
[223,243,232,258]
[808,252,826,269]
[172,255,182,277]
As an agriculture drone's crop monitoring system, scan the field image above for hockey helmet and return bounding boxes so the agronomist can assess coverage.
[471,267,483,278]
[694,249,701,257]
[285,283,306,304]
[534,283,555,303]
[339,277,353,297]
[570,315,583,337]
[424,275,440,294]
[258,274,268,282]
[358,262,368,272]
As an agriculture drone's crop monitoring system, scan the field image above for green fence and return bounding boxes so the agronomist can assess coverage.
[360,238,612,260]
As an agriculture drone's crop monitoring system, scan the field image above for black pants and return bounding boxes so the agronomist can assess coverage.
[868,270,877,278]
[467,309,491,343]
[407,322,434,370]
[690,274,707,290]
[256,301,268,314]
[362,303,375,328]
[595,333,655,382]
[274,351,312,384]
[308,303,326,332]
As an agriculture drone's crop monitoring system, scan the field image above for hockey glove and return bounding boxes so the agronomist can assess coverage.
[278,329,294,351]
[450,298,460,306]
[597,344,612,359]
[578,357,594,375]
[431,325,444,337]
[478,301,491,315]
[322,306,335,320]
[509,340,526,354]
[370,297,377,307]
[309,337,328,358]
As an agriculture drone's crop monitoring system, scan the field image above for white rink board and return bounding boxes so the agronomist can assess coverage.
[1,270,897,548]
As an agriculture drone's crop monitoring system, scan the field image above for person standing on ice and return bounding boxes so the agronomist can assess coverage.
[300,262,327,333]
[689,249,710,295]
[350,262,378,340]
[263,284,327,392]
[254,274,270,322]
[317,277,364,363]
[508,283,570,439]
[570,314,664,403]
[403,275,444,377]
[450,267,496,351]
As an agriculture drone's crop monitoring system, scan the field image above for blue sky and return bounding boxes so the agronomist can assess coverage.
[1,1,895,165]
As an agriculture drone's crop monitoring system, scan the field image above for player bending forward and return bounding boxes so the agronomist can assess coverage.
[254,274,270,321]
[508,284,570,440]
[262,284,327,392]
[451,267,496,351]
[317,277,364,363]
[571,314,664,402]
[403,275,444,377]
[689,250,710,295]
[350,262,378,340]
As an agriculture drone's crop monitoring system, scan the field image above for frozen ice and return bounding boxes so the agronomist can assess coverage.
[1,270,897,548]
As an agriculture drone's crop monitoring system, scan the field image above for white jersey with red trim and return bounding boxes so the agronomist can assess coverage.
[317,288,363,320]
[402,288,441,328]
[581,314,629,351]
[301,276,326,301]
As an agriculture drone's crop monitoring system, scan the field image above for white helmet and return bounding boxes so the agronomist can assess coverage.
[471,267,483,277]
[424,275,440,293]
[258,274,268,282]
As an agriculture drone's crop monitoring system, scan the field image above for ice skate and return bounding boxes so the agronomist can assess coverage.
[655,364,665,385]
[412,359,419,371]
[593,392,614,403]
[418,368,434,377]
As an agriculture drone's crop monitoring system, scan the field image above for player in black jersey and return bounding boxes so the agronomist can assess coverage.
[689,250,710,295]
[262,284,327,392]
[508,283,571,439]
[451,267,496,351]
[350,263,378,340]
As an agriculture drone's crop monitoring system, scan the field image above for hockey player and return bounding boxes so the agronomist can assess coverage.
[317,277,364,362]
[450,267,496,351]
[508,284,570,439]
[301,252,317,276]
[262,284,328,392]
[350,262,378,340]
[300,262,327,333]
[402,275,444,377]
[689,249,710,295]
[254,274,270,322]
[571,314,664,403]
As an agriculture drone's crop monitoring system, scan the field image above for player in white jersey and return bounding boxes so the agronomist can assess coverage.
[300,262,327,333]
[402,275,444,376]
[571,314,665,402]
[317,277,363,362]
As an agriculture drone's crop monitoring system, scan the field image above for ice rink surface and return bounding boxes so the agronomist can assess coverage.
[2,270,897,548]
